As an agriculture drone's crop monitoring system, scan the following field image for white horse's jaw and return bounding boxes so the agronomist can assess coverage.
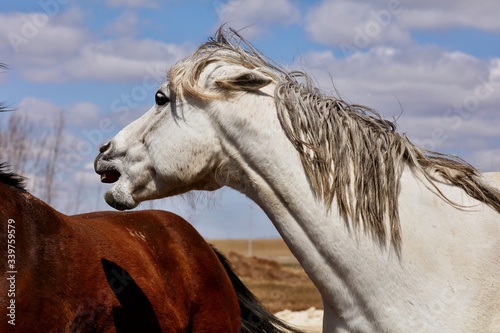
[104,187,138,210]
[95,143,139,210]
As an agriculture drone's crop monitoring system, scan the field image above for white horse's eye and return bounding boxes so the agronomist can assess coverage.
[155,91,170,106]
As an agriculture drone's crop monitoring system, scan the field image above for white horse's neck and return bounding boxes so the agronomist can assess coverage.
[213,91,384,329]
[211,91,500,332]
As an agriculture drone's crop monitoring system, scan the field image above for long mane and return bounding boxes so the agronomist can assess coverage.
[170,28,500,249]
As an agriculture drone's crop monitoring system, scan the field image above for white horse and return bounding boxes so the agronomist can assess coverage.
[95,29,500,332]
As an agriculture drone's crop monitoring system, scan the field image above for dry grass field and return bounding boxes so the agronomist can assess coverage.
[209,239,323,313]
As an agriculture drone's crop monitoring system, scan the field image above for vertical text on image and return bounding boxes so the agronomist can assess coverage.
[6,218,17,326]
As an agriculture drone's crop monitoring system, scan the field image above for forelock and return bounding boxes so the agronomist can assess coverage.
[168,28,285,101]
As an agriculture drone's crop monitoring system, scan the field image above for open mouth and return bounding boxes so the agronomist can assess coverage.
[100,169,121,184]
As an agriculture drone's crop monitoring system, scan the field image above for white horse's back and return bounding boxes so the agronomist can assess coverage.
[396,170,500,332]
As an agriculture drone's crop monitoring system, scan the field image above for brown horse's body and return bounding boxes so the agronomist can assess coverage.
[0,165,298,332]
[0,183,240,332]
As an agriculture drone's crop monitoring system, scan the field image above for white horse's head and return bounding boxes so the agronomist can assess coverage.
[94,31,276,210]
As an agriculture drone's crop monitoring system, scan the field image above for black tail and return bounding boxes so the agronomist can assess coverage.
[211,246,303,333]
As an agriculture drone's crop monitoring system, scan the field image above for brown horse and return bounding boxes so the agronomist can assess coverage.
[0,163,299,332]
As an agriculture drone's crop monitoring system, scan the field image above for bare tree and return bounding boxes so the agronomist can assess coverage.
[0,110,67,205]
[41,111,65,205]
[1,113,35,176]
[66,173,84,214]
[0,64,9,113]
[0,62,83,212]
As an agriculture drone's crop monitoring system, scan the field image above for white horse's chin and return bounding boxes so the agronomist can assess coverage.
[104,188,138,211]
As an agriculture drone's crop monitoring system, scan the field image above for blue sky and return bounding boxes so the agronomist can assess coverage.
[1,0,499,239]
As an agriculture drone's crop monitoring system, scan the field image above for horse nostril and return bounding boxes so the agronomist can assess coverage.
[99,142,111,153]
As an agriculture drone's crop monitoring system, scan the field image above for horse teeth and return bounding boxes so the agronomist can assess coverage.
[100,170,120,183]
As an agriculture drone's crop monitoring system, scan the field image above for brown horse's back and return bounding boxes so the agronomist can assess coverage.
[1,207,240,332]
[72,210,241,332]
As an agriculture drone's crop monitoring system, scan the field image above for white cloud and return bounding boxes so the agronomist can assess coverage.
[17,97,101,128]
[305,0,500,49]
[0,8,192,83]
[70,102,101,125]
[0,9,88,61]
[489,59,500,83]
[216,0,300,38]
[399,1,500,31]
[305,0,411,49]
[17,97,64,123]
[103,11,138,37]
[397,115,500,152]
[302,46,496,113]
[37,38,190,82]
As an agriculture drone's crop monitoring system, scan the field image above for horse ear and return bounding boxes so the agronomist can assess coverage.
[216,70,272,91]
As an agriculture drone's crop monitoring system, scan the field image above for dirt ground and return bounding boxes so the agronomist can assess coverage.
[210,239,323,313]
